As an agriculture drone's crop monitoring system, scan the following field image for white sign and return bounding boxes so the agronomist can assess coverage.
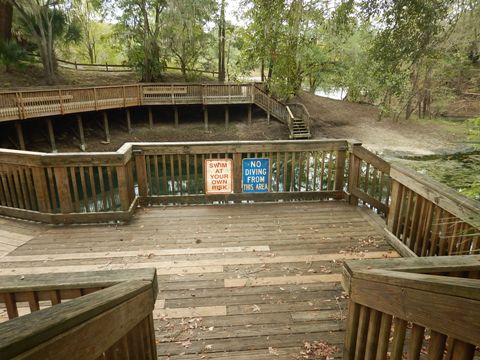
[205,159,233,194]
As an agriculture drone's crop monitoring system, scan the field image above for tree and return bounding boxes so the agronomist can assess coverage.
[69,0,103,64]
[162,0,216,80]
[217,0,226,82]
[8,0,60,84]
[114,0,166,82]
[0,0,13,41]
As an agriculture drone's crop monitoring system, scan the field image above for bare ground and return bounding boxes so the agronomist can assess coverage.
[297,91,473,157]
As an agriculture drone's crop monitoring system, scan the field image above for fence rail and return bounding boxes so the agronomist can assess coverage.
[342,256,480,360]
[0,268,158,359]
[0,139,478,257]
[0,83,256,122]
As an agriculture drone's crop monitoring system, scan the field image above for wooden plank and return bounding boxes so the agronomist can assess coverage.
[224,274,341,287]
[350,277,480,345]
[0,281,155,359]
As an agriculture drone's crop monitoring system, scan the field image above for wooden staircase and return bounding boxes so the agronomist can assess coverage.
[291,116,311,139]
[253,85,312,139]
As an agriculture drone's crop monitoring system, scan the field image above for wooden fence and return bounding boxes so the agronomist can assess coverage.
[0,268,158,359]
[0,139,478,256]
[342,256,480,360]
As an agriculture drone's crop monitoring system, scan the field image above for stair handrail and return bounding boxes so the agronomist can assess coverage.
[285,105,295,136]
[342,256,480,359]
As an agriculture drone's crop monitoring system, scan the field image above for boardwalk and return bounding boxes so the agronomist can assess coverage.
[0,201,397,359]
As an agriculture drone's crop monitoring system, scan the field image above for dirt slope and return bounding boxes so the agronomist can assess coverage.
[297,91,472,157]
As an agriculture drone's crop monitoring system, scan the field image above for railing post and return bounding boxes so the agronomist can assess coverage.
[386,179,401,232]
[135,154,148,197]
[116,164,132,211]
[334,149,347,198]
[53,167,73,213]
[347,142,362,206]
[31,167,50,213]
[233,152,242,194]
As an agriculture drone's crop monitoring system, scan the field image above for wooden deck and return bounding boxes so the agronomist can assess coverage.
[0,201,398,359]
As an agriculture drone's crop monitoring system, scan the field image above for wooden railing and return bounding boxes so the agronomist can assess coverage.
[342,256,480,360]
[288,102,312,130]
[0,83,256,122]
[347,142,391,215]
[387,164,480,257]
[0,268,158,359]
[0,139,478,258]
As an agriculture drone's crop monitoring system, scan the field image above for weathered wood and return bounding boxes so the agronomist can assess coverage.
[0,281,156,359]
[204,106,209,131]
[390,164,480,228]
[174,106,179,128]
[14,122,26,151]
[46,118,57,153]
[125,108,132,133]
[224,106,229,129]
[102,111,111,144]
[76,114,86,152]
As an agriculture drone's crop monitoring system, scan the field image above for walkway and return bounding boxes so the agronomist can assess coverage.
[0,201,397,359]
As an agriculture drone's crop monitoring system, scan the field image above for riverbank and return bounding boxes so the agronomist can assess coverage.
[298,91,479,200]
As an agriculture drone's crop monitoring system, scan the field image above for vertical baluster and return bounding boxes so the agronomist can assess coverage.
[283,152,288,192]
[98,166,107,211]
[154,155,160,196]
[354,305,370,359]
[169,155,175,194]
[88,166,98,212]
[3,293,19,319]
[177,154,183,195]
[364,309,381,360]
[193,154,198,194]
[106,167,116,210]
[275,152,280,192]
[290,152,296,191]
[186,154,191,194]
[162,155,168,195]
[326,151,334,191]
[407,324,425,360]
[312,151,318,192]
[390,318,407,360]
[376,313,393,360]
[344,301,360,360]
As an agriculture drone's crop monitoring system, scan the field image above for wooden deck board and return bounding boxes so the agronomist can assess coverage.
[0,201,398,358]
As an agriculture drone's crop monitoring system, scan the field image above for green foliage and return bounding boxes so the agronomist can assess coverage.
[0,39,28,72]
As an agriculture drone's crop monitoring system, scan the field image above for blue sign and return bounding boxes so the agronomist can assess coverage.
[242,158,269,193]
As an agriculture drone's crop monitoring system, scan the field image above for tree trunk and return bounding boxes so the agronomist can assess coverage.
[0,0,12,41]
[218,0,226,82]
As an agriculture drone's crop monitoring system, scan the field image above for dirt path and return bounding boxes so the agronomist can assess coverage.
[297,92,473,157]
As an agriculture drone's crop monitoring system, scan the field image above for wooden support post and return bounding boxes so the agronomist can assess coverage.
[46,118,57,153]
[348,143,362,206]
[102,111,110,144]
[267,110,271,125]
[247,104,252,124]
[174,106,179,128]
[233,152,242,194]
[334,150,347,199]
[15,121,26,150]
[135,155,148,197]
[76,114,86,152]
[53,167,74,213]
[225,106,229,129]
[204,106,209,131]
[148,106,153,129]
[125,109,132,134]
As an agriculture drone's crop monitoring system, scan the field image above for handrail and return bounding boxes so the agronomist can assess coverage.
[342,256,480,360]
[0,140,348,223]
[0,268,158,359]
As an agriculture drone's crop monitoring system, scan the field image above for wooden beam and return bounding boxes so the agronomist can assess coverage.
[267,110,271,125]
[76,114,86,152]
[247,104,252,124]
[125,108,132,134]
[46,118,57,153]
[102,111,110,144]
[148,106,153,129]
[225,106,229,129]
[174,106,179,128]
[204,106,208,131]
[14,121,25,151]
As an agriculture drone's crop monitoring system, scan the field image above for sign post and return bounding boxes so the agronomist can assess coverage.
[204,159,233,194]
[242,158,269,193]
